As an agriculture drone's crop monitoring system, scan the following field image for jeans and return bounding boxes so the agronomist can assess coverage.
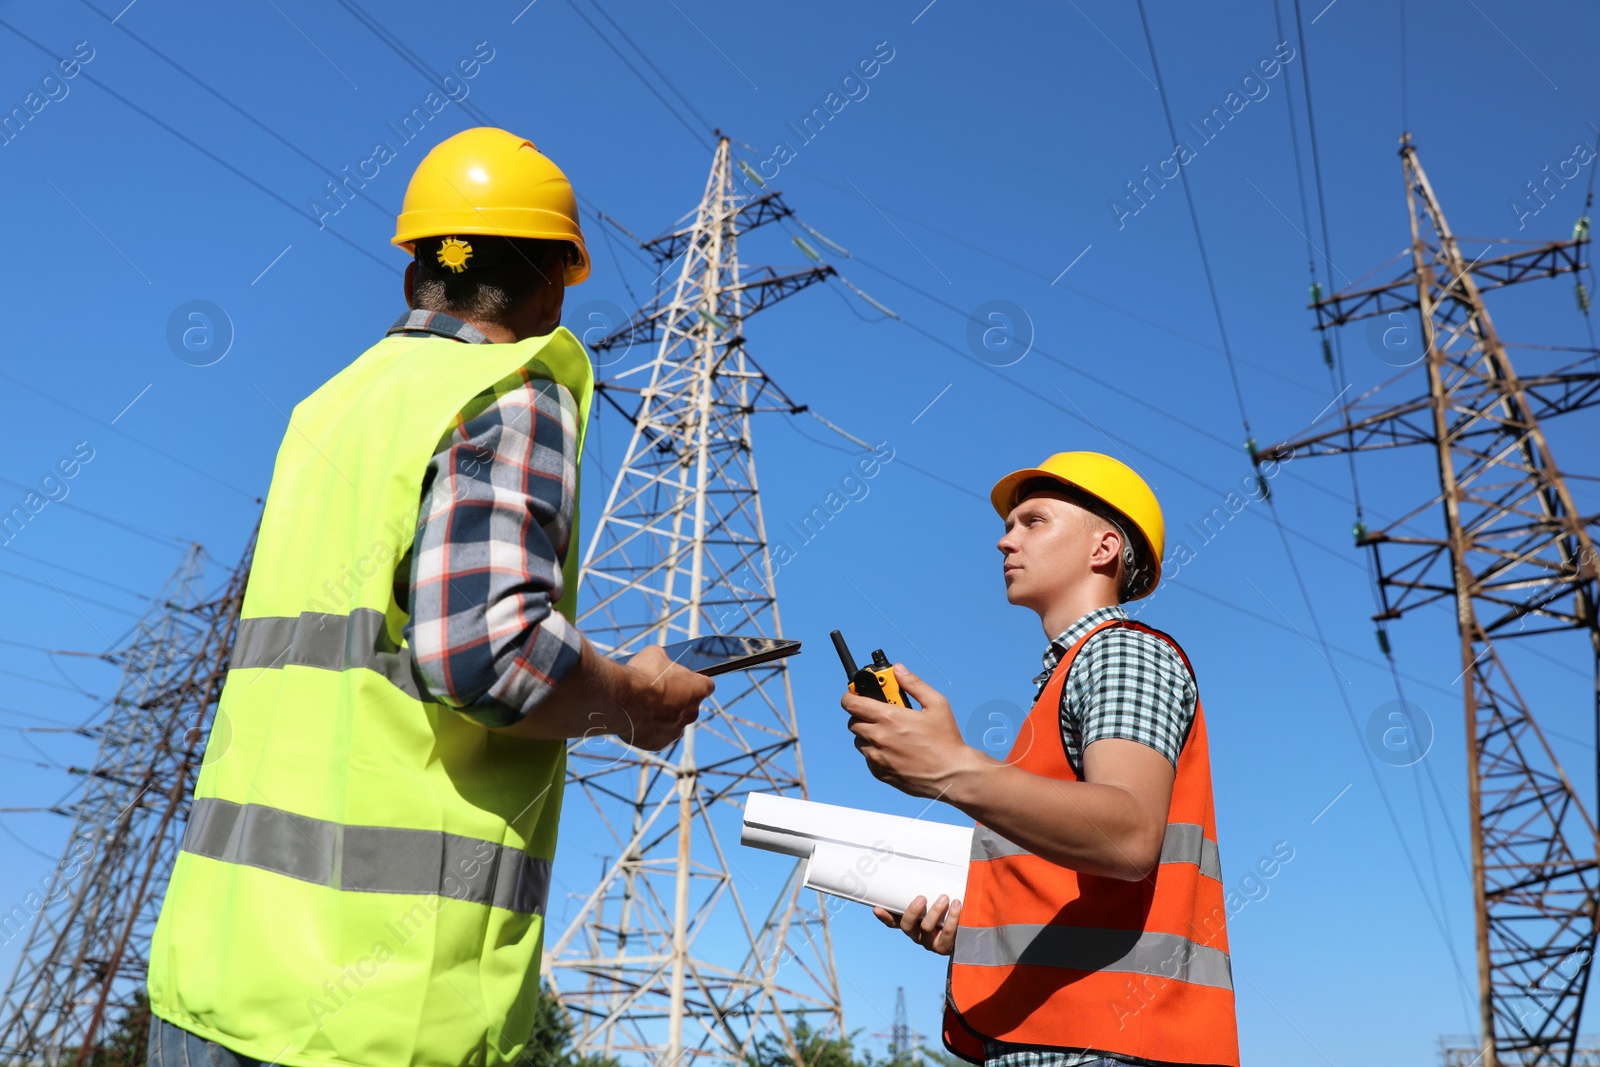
[147,1016,264,1067]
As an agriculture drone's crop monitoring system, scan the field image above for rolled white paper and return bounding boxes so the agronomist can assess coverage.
[741,792,973,912]
[803,840,969,914]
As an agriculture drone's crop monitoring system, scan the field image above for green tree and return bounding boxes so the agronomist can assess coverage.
[520,983,617,1067]
[745,1017,879,1067]
[915,1047,969,1067]
[74,988,151,1067]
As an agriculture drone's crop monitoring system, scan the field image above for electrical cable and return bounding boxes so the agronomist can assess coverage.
[1133,0,1254,438]
[1277,5,1480,1022]
[756,153,1327,400]
[0,475,188,552]
[329,0,498,129]
[0,18,398,277]
[0,549,152,603]
[0,370,256,501]
[0,704,78,727]
[584,0,717,136]
[596,214,646,311]
[74,0,393,224]
[1399,0,1410,135]
[0,665,102,700]
[791,217,1434,557]
[0,818,59,861]
[0,567,142,619]
[561,0,713,153]
[1133,1,1476,1008]
[776,413,986,505]
[0,634,103,658]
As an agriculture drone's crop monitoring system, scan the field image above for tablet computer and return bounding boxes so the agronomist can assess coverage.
[661,635,802,676]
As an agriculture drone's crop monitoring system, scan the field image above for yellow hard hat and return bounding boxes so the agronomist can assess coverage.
[392,127,590,285]
[990,451,1166,600]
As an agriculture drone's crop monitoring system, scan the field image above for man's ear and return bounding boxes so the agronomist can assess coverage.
[1089,526,1123,570]
[403,260,417,310]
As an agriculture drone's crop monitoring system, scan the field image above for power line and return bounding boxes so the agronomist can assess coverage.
[1133,0,1253,438]
[1133,1,1474,1009]
[74,0,394,225]
[0,18,398,277]
[561,0,713,152]
[0,475,189,552]
[0,567,143,619]
[0,369,257,502]
[791,218,1420,567]
[762,154,1329,401]
[330,0,499,128]
[0,548,152,603]
[584,0,716,135]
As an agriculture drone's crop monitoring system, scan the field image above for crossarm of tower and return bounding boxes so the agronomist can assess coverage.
[641,191,796,264]
[590,267,835,354]
[1257,366,1600,461]
[1311,238,1587,328]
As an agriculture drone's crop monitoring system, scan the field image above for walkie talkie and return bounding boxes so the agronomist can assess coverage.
[830,630,914,709]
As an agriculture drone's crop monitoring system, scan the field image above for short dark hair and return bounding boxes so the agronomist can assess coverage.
[1015,476,1152,601]
[411,235,575,322]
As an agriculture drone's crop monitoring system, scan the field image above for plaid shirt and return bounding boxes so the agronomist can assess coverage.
[389,310,585,728]
[985,605,1198,1067]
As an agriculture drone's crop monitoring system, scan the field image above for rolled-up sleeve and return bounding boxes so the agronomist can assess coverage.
[1065,628,1197,773]
[404,368,584,727]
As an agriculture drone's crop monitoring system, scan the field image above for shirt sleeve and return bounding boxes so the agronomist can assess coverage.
[403,368,584,728]
[1071,628,1197,770]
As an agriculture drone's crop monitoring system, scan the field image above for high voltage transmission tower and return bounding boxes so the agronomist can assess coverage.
[1259,135,1600,1067]
[542,135,844,1066]
[0,539,252,1066]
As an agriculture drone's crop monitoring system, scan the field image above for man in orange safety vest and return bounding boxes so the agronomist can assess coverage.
[841,451,1240,1067]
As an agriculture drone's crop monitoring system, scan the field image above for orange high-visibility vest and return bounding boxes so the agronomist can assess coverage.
[943,619,1240,1067]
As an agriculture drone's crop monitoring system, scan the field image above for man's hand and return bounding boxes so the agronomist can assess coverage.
[613,645,714,750]
[491,638,712,748]
[873,895,961,955]
[843,664,982,798]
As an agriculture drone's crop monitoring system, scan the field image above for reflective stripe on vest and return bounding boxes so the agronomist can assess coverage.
[183,797,552,915]
[969,823,1221,882]
[148,328,596,1067]
[944,618,1240,1067]
[232,609,424,701]
[953,924,1233,989]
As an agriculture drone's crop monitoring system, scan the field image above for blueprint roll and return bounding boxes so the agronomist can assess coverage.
[740,792,974,913]
[803,840,969,914]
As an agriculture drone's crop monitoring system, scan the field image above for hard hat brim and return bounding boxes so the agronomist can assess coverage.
[392,213,590,285]
[989,463,1163,601]
[990,466,1073,518]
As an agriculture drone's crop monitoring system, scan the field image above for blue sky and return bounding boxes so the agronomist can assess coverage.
[1,0,1598,1063]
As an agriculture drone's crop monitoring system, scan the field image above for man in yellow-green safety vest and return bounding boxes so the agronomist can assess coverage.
[145,127,714,1067]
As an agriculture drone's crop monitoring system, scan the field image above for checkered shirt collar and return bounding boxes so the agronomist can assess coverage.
[1031,603,1129,696]
[386,309,490,345]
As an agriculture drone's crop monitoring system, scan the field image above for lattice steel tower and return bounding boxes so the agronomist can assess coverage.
[542,136,843,1066]
[1259,135,1600,1066]
[0,540,252,1066]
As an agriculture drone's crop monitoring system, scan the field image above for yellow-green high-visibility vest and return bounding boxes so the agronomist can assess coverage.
[147,325,594,1067]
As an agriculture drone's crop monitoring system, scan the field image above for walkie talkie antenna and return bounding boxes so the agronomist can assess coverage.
[829,630,858,679]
